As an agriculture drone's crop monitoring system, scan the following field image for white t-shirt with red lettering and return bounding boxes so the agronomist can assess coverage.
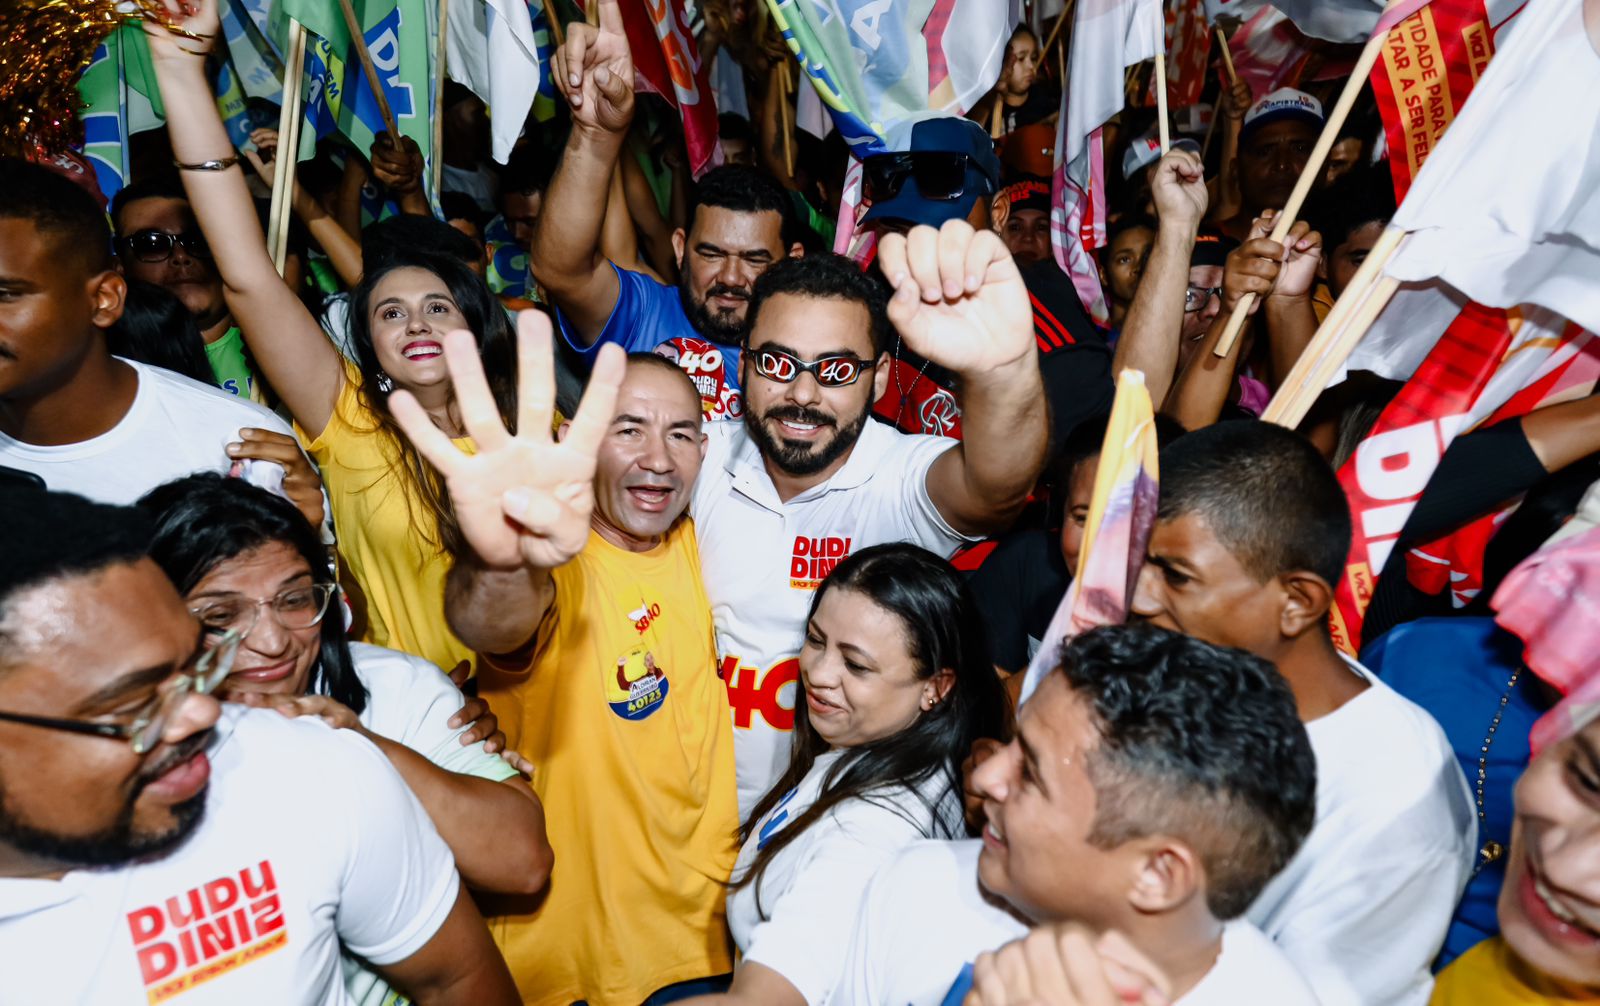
[0,706,459,1005]
[690,419,972,818]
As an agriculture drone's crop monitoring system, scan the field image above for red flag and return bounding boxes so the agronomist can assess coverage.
[1329,305,1600,653]
[614,0,721,176]
[1145,0,1212,108]
[1369,0,1496,202]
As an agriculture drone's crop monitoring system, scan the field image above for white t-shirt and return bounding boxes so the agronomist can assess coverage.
[839,839,1319,1006]
[691,419,971,818]
[342,643,519,1006]
[0,358,297,504]
[1246,661,1476,1006]
[729,751,964,1005]
[0,707,460,1005]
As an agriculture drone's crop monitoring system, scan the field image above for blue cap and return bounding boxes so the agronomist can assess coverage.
[862,117,1003,228]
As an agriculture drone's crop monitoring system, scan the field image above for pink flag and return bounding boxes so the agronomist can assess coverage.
[615,0,722,177]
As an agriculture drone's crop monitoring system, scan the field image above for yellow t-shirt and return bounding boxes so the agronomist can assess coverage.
[1432,937,1600,1004]
[298,364,474,675]
[477,522,738,1006]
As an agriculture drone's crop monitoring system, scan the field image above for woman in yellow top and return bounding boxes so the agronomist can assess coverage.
[147,3,517,673]
[1432,705,1600,1005]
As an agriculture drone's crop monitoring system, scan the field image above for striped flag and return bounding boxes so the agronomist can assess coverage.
[1020,369,1161,703]
[78,30,134,204]
[615,0,722,177]
[1052,0,1163,325]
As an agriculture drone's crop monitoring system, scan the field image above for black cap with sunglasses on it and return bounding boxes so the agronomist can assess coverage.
[861,117,1003,228]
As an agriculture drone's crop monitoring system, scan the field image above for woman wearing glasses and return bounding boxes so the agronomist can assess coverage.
[137,475,553,933]
[680,545,1008,1006]
[145,0,535,676]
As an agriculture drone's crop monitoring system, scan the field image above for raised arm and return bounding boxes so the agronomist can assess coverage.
[243,128,364,290]
[145,0,344,435]
[878,222,1048,536]
[390,312,625,655]
[528,0,635,345]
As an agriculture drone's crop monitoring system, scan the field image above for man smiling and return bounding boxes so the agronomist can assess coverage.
[0,488,517,1004]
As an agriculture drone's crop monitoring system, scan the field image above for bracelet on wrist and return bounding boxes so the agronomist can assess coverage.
[173,155,242,172]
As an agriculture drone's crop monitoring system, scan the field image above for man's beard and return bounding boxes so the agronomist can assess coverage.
[0,730,212,869]
[679,275,750,345]
[745,402,870,477]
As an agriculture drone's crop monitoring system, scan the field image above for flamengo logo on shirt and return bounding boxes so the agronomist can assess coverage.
[790,535,851,590]
[127,860,287,1003]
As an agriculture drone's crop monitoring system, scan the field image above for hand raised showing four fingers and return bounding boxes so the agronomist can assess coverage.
[390,311,626,572]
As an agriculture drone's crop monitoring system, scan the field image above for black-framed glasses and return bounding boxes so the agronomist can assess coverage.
[190,583,337,641]
[752,348,871,388]
[118,229,213,264]
[863,152,974,203]
[0,631,240,755]
[1183,285,1222,313]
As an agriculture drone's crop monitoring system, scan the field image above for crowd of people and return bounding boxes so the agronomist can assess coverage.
[3,0,1600,1003]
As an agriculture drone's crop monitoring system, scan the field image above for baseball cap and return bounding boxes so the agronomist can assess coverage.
[1121,129,1202,180]
[861,117,1003,228]
[1241,88,1325,144]
[1190,230,1237,269]
[998,174,1051,216]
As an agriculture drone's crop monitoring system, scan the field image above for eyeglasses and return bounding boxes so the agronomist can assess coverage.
[1183,285,1223,313]
[118,229,213,264]
[863,152,975,204]
[189,583,337,641]
[752,348,872,388]
[0,631,240,755]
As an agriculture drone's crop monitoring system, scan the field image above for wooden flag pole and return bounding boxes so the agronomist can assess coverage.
[1260,226,1408,427]
[779,60,795,178]
[989,93,1004,138]
[1041,0,1072,54]
[540,0,565,46]
[269,19,308,277]
[1212,1,1400,359]
[1215,25,1238,85]
[1154,53,1170,153]
[433,0,449,203]
[336,0,402,142]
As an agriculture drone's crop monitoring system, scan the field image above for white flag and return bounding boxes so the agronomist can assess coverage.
[1270,0,1524,43]
[446,0,541,163]
[1051,0,1163,323]
[1347,0,1600,377]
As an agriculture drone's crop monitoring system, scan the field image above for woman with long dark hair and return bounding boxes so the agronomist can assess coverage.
[686,543,1008,1005]
[146,3,520,674]
[138,473,551,1001]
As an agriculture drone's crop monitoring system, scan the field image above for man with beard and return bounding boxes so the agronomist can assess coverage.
[531,0,802,423]
[400,331,740,1003]
[0,487,517,1003]
[111,176,258,399]
[692,235,1047,817]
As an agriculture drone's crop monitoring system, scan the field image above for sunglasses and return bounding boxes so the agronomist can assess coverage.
[119,229,213,264]
[863,152,975,204]
[752,348,871,388]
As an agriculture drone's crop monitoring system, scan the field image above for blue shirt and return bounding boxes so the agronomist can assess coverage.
[1362,616,1549,968]
[556,263,744,420]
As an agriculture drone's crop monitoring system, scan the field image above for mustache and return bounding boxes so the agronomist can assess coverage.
[704,283,750,302]
[763,405,836,429]
[136,727,215,786]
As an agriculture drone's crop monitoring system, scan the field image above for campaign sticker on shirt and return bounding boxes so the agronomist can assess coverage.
[608,643,669,720]
[655,337,743,420]
[127,859,287,1002]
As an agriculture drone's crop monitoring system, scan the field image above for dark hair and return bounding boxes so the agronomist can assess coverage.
[439,192,487,231]
[0,487,153,635]
[107,280,218,387]
[136,474,367,714]
[109,173,188,236]
[1158,421,1352,585]
[1010,22,1040,47]
[500,143,557,198]
[1105,213,1157,248]
[735,544,1008,912]
[347,250,518,558]
[1305,163,1396,253]
[687,164,799,248]
[746,253,891,356]
[717,113,755,145]
[1054,624,1316,919]
[361,214,484,271]
[0,158,113,273]
[1047,413,1186,529]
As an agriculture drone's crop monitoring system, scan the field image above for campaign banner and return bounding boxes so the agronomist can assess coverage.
[1369,0,1495,202]
[618,0,722,177]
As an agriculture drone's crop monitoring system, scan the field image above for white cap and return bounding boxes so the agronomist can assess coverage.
[1122,130,1202,180]
[1242,88,1325,138]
